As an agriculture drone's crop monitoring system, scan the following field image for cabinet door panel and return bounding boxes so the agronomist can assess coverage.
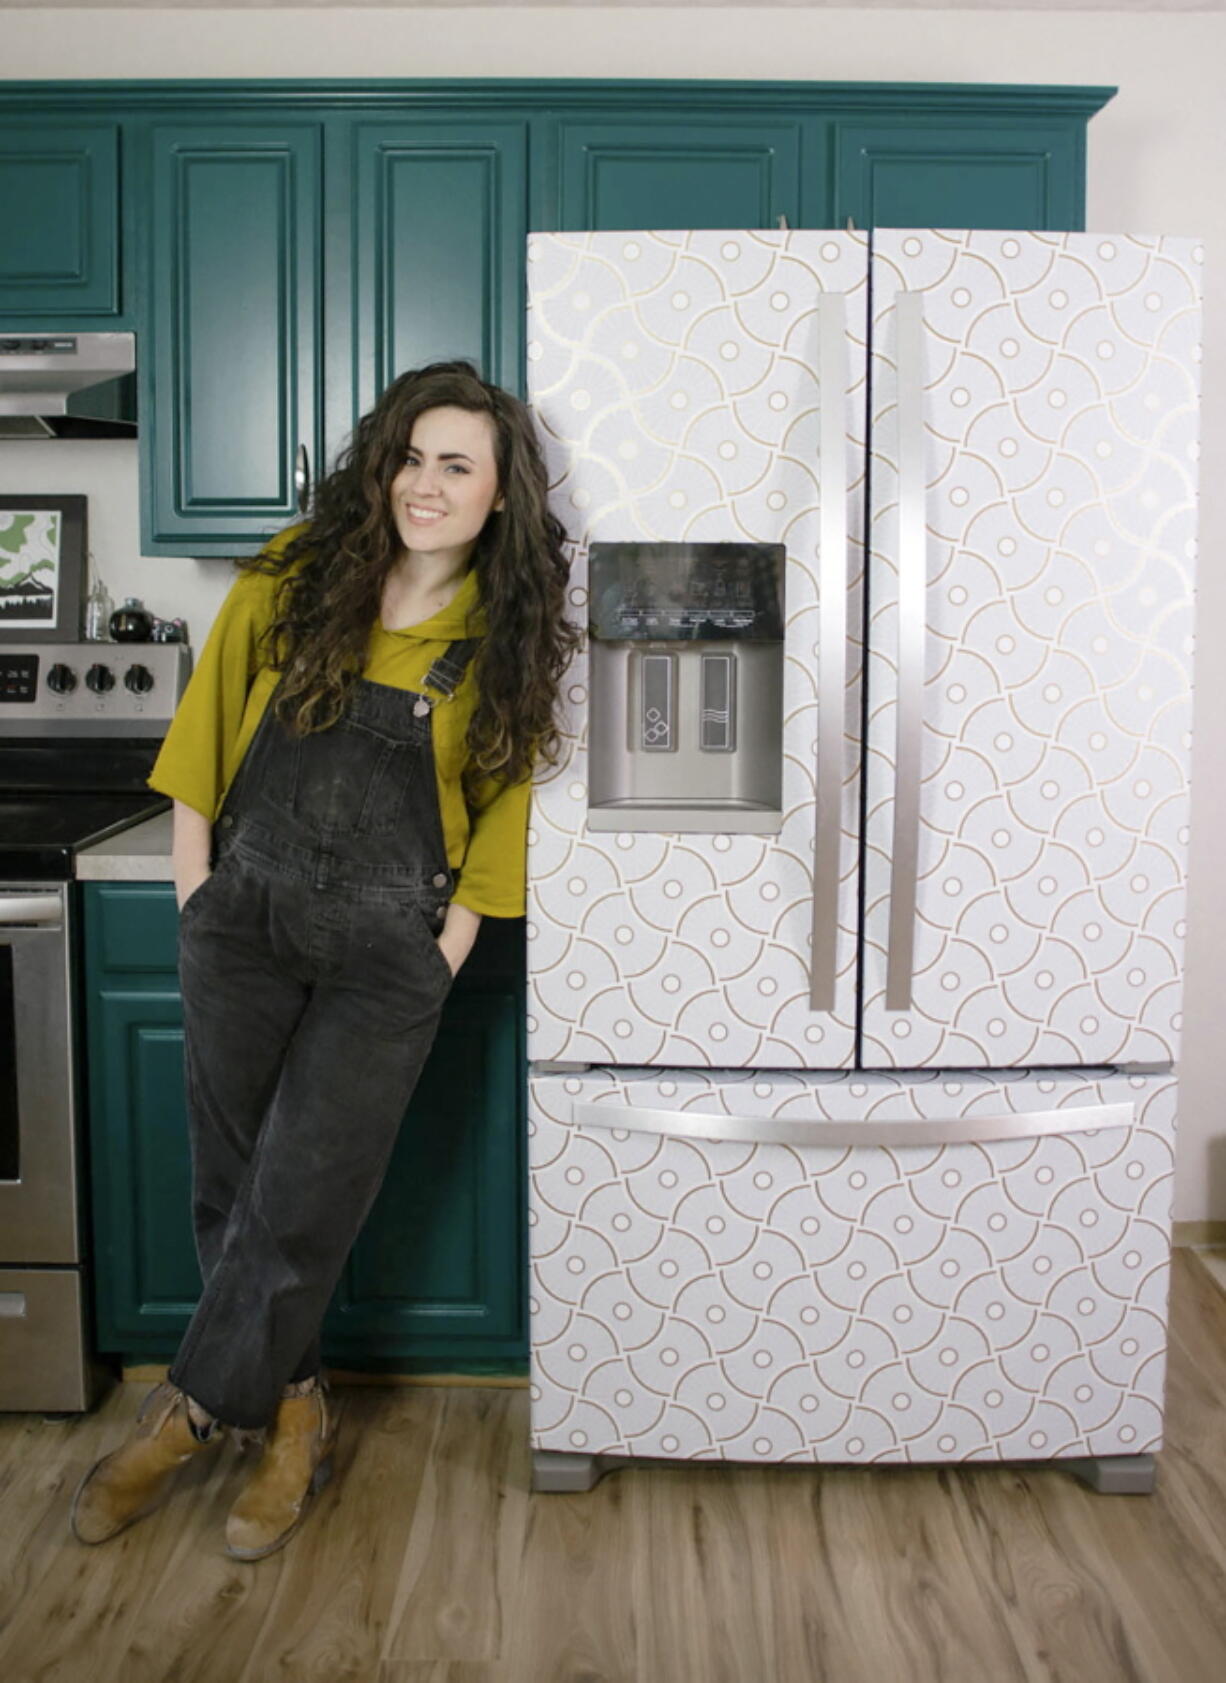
[144,124,321,553]
[556,118,801,230]
[348,120,528,425]
[0,122,119,316]
[88,991,201,1350]
[326,984,524,1357]
[836,122,1084,231]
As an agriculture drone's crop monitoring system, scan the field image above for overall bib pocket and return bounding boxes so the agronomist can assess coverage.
[273,711,429,838]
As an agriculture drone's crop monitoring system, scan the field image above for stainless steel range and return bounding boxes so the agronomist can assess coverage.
[0,640,189,1411]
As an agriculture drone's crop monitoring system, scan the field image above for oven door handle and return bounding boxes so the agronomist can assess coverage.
[0,894,64,929]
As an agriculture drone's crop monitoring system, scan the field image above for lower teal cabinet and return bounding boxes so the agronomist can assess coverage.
[81,882,527,1371]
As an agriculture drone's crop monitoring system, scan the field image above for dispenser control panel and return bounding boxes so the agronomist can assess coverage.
[589,542,785,642]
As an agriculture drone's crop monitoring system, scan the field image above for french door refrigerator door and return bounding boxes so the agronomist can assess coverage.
[529,1067,1174,1469]
[862,231,1202,1068]
[527,231,867,1068]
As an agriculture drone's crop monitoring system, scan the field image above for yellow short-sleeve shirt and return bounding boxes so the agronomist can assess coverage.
[149,535,531,919]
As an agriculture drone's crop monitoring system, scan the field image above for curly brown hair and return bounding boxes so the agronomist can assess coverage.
[242,361,578,796]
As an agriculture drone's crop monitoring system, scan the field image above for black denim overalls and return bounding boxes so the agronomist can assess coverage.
[169,642,477,1429]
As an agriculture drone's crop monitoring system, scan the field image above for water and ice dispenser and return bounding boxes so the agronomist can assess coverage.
[586,542,786,833]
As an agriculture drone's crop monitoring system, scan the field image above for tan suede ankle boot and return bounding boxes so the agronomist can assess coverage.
[225,1380,336,1562]
[70,1381,224,1545]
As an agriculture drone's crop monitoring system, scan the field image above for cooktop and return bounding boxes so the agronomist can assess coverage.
[0,790,170,881]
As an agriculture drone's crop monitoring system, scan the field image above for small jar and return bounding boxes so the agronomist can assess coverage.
[109,596,154,642]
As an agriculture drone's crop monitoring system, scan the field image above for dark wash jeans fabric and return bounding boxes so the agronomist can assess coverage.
[168,662,469,1429]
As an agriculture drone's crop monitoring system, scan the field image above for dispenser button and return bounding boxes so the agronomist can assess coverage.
[699,652,737,752]
[640,653,676,752]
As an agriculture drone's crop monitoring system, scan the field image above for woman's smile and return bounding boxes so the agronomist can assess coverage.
[389,406,504,564]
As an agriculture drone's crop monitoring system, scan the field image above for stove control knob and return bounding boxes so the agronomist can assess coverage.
[46,662,77,695]
[124,663,154,696]
[85,663,115,694]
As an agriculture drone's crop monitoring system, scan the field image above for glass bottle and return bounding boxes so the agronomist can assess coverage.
[82,563,113,641]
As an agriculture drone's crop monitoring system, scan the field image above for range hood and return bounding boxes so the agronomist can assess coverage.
[0,332,137,439]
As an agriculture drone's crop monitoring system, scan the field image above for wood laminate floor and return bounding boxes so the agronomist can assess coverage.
[2,1249,1225,1683]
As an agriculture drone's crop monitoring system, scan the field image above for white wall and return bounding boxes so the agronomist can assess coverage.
[4,7,1226,1222]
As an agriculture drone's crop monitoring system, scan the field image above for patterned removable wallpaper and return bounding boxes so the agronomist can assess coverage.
[529,1069,1174,1464]
[527,230,868,1069]
[863,232,1202,1068]
[526,230,1202,1073]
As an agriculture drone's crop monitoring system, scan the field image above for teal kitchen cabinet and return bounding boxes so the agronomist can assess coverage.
[82,883,527,1370]
[550,115,810,231]
[542,85,1107,233]
[143,113,531,556]
[142,123,324,554]
[334,117,530,440]
[833,117,1089,230]
[0,120,120,318]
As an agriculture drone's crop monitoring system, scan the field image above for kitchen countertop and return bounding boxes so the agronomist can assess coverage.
[76,810,174,881]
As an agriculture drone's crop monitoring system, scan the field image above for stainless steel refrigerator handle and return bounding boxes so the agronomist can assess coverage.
[886,291,927,1011]
[571,1098,1135,1149]
[295,442,311,514]
[810,291,848,1012]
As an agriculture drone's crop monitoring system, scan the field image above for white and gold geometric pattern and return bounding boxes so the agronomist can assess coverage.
[530,1069,1173,1464]
[527,231,868,1067]
[862,232,1202,1067]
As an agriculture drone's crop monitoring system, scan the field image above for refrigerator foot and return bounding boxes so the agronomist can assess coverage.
[1061,1453,1157,1495]
[531,1450,629,1492]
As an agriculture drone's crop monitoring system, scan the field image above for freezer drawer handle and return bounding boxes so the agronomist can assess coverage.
[886,290,927,1011]
[570,1098,1136,1149]
[810,291,848,1011]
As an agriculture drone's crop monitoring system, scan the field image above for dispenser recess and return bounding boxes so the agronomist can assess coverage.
[587,542,785,833]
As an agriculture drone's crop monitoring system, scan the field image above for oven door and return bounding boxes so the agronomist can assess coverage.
[0,885,79,1265]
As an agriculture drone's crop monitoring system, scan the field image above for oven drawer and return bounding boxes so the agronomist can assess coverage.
[0,1268,93,1412]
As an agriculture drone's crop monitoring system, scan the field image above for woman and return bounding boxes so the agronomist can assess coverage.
[71,361,577,1560]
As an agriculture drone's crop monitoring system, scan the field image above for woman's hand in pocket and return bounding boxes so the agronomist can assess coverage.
[172,800,214,912]
[177,869,211,914]
[436,902,482,977]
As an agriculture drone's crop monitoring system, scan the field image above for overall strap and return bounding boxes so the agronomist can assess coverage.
[422,639,480,701]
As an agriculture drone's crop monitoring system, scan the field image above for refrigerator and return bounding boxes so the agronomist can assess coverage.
[524,229,1201,1494]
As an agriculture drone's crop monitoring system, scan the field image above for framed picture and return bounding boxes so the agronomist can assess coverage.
[0,495,87,642]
